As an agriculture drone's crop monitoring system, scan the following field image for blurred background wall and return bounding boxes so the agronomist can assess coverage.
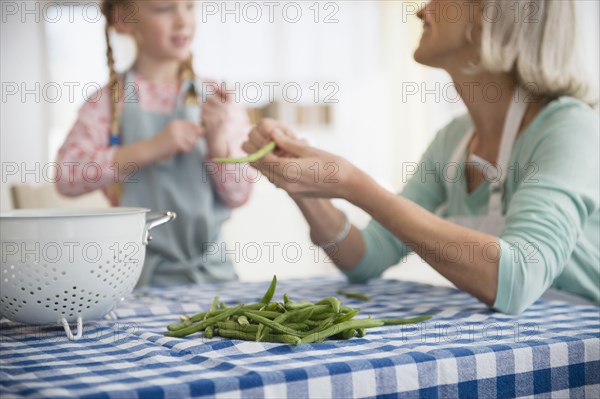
[2,1,599,283]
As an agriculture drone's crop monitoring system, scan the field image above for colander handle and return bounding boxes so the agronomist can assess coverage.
[143,211,177,245]
[61,317,83,340]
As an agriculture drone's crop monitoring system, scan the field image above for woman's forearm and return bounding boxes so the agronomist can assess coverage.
[347,172,499,306]
[293,198,365,270]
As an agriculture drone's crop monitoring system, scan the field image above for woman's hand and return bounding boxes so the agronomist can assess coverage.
[150,119,204,161]
[243,118,299,158]
[243,118,364,200]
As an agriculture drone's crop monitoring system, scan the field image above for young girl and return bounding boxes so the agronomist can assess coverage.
[56,0,252,286]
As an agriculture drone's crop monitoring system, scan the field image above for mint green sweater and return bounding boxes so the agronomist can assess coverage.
[344,97,599,314]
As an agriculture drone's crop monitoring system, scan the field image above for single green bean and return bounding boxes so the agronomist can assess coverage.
[285,306,315,323]
[335,328,357,340]
[165,305,243,337]
[304,315,337,337]
[256,323,267,342]
[269,315,337,342]
[334,309,359,324]
[337,290,371,302]
[243,310,282,319]
[204,296,219,339]
[245,312,305,338]
[257,305,314,341]
[370,315,432,325]
[175,315,192,329]
[167,311,209,331]
[212,141,276,164]
[300,320,384,344]
[310,312,339,321]
[237,315,250,326]
[285,301,313,310]
[265,302,281,311]
[284,322,311,331]
[259,275,277,304]
[307,305,334,316]
[303,319,322,327]
[315,297,341,313]
[216,321,259,333]
[243,303,264,310]
[217,329,301,345]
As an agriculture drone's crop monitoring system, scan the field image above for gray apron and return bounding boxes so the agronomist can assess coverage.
[119,71,236,287]
[438,85,594,306]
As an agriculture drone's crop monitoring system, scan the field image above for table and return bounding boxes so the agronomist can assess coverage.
[1,278,599,398]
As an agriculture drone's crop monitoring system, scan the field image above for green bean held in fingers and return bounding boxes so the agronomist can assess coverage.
[212,141,276,164]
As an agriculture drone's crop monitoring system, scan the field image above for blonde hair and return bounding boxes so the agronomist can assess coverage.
[477,0,596,105]
[101,0,199,139]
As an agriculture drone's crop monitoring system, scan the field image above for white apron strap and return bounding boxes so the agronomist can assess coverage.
[488,85,529,215]
[444,127,474,194]
[436,128,473,216]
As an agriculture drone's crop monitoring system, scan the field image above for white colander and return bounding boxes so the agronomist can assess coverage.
[0,208,175,340]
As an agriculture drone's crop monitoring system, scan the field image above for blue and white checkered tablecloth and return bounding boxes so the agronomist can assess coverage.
[1,278,599,398]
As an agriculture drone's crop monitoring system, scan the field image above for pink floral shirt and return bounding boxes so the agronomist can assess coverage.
[56,74,252,208]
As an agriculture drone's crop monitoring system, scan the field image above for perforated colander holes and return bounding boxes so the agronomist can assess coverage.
[113,250,123,263]
[82,292,102,306]
[44,296,56,309]
[2,265,16,283]
[0,302,13,315]
[1,295,25,316]
[93,264,110,280]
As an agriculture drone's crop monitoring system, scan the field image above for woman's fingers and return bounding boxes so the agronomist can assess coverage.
[250,156,282,183]
[271,129,311,157]
[249,128,270,148]
[252,119,303,158]
[241,124,272,154]
[255,118,296,138]
[242,140,258,154]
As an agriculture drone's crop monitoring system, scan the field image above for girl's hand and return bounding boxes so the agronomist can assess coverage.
[201,83,236,157]
[150,119,204,161]
[244,119,362,200]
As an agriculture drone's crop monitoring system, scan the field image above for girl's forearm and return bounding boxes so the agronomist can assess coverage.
[293,198,365,270]
[112,138,159,179]
[348,177,499,306]
[206,133,229,158]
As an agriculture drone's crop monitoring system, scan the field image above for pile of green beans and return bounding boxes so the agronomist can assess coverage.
[164,276,431,345]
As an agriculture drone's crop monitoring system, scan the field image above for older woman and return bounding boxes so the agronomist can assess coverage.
[243,0,599,314]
